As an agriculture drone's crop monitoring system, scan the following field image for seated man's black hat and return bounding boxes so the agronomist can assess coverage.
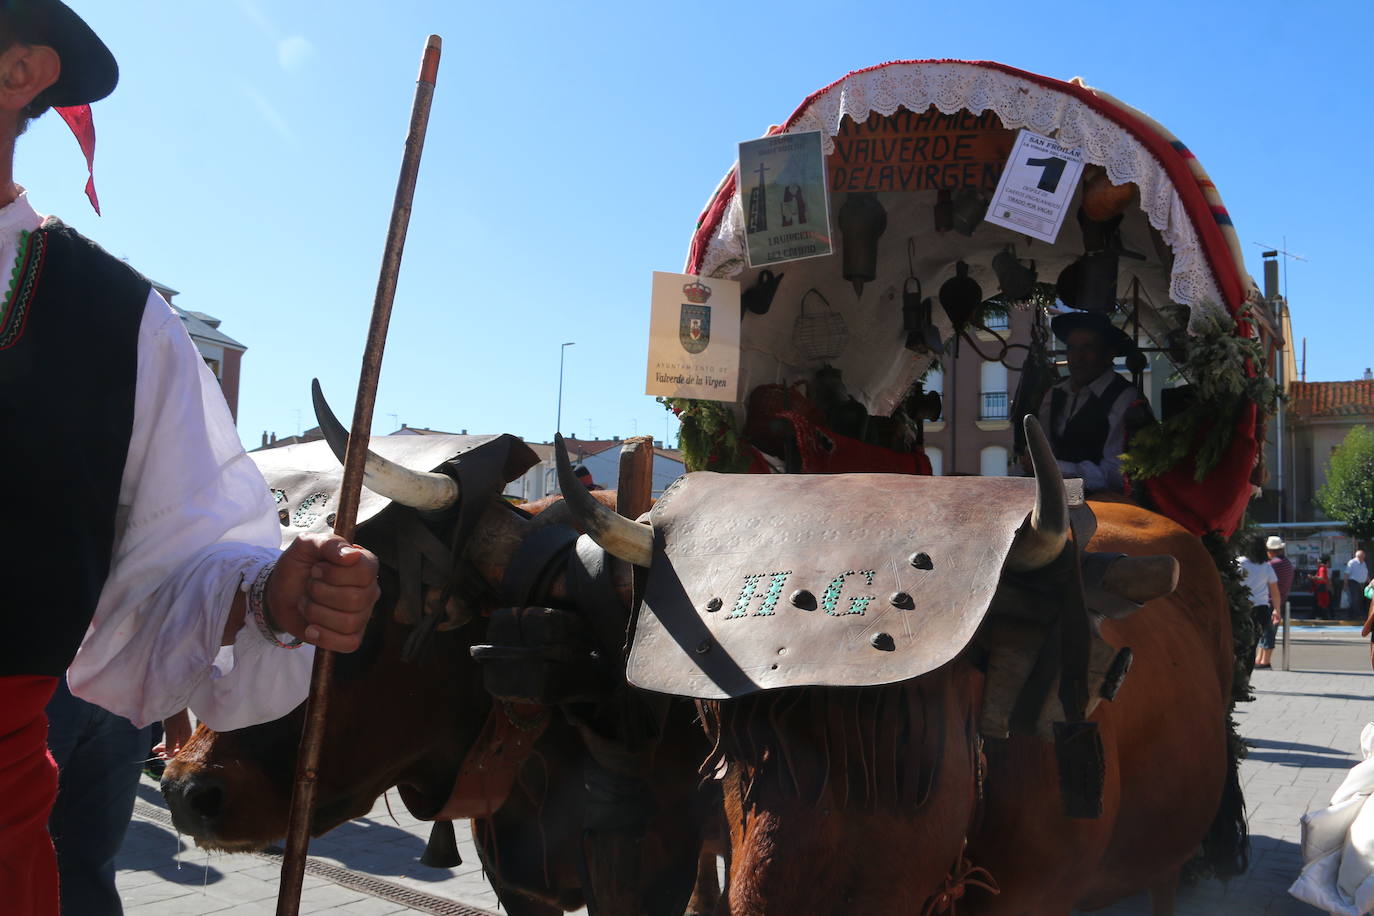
[1050,310,1132,357]
[2,0,117,107]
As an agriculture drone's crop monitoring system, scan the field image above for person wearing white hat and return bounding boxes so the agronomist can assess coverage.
[1261,536,1294,669]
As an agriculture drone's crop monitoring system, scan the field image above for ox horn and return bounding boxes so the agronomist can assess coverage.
[1005,414,1070,572]
[1100,555,1180,606]
[311,379,460,511]
[554,433,653,567]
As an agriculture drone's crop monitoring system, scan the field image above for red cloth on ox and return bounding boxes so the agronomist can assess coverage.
[0,675,61,916]
[1143,402,1259,539]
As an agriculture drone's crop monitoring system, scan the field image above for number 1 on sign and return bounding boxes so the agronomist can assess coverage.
[1025,155,1068,193]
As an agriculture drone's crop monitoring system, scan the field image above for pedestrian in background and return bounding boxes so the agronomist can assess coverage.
[1263,536,1295,668]
[1314,556,1332,615]
[1238,539,1281,673]
[1347,550,1369,617]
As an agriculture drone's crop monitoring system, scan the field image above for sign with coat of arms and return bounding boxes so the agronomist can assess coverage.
[645,271,740,402]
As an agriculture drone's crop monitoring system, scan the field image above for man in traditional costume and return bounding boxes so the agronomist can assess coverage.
[1031,311,1150,494]
[0,4,381,913]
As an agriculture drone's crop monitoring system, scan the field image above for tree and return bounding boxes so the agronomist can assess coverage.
[1317,426,1374,542]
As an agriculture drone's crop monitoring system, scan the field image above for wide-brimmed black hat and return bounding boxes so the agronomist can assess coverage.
[3,0,117,107]
[1050,310,1132,356]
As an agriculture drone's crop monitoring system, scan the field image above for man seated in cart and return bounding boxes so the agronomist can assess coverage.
[1026,311,1152,494]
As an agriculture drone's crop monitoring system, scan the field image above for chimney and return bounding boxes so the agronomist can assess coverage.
[1261,250,1280,301]
[261,431,268,448]
[1365,368,1372,381]
[461,429,467,435]
[270,432,277,444]
[401,422,407,428]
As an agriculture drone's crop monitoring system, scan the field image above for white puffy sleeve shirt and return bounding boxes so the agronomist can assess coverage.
[4,194,313,730]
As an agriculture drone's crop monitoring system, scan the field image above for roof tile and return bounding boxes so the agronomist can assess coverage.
[1288,380,1374,419]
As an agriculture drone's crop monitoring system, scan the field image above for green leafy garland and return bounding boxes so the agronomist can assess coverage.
[1121,303,1281,483]
[1182,525,1258,884]
[658,397,752,473]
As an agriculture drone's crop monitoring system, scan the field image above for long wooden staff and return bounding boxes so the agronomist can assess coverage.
[276,34,442,916]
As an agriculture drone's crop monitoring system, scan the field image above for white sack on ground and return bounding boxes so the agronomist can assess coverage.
[1291,723,1374,915]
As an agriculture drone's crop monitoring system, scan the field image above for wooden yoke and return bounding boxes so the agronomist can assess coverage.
[616,435,656,519]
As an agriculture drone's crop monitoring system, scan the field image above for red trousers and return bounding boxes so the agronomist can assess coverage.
[0,675,60,916]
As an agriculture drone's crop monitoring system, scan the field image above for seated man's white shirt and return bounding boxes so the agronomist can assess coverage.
[1034,368,1139,493]
[2,192,310,731]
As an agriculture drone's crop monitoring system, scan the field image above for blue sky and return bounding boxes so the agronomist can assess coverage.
[19,0,1372,450]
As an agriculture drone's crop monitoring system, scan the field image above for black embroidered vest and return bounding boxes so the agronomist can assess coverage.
[1049,374,1131,465]
[0,218,151,676]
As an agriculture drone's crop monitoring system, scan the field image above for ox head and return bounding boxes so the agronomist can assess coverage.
[162,386,615,852]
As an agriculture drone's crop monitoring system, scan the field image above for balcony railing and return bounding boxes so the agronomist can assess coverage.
[980,391,1009,420]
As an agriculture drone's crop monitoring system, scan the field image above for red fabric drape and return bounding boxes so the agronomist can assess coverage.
[0,675,61,916]
[1143,402,1259,538]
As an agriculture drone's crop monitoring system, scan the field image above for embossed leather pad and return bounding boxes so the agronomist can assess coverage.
[628,472,1039,699]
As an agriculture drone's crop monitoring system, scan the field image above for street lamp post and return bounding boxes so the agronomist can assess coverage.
[557,341,575,435]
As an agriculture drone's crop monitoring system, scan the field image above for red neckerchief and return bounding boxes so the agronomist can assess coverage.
[53,105,100,215]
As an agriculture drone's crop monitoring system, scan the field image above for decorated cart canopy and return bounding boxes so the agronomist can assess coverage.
[670,59,1278,539]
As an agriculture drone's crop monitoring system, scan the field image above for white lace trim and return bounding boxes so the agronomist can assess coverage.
[695,62,1229,333]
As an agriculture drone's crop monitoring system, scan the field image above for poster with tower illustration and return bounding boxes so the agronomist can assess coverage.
[739,130,833,268]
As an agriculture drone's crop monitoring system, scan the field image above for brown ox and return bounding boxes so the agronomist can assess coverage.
[552,417,1244,916]
[693,500,1238,915]
[162,439,717,916]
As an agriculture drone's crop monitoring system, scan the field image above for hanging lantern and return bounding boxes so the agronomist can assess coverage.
[901,239,942,354]
[794,288,849,362]
[838,192,887,297]
[902,277,942,355]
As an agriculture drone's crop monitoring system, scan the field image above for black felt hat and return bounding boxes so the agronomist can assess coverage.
[1050,310,1132,356]
[3,0,117,107]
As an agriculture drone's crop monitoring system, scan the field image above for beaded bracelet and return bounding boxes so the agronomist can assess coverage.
[248,562,304,649]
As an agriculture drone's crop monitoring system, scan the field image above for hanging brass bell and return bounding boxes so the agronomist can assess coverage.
[992,246,1037,302]
[838,192,887,297]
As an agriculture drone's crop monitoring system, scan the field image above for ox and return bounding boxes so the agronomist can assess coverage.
[162,413,718,916]
[553,416,1246,916]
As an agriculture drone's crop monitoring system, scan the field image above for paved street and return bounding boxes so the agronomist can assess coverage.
[117,633,1374,914]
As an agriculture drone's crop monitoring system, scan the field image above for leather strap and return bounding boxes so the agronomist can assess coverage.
[432,700,551,821]
[499,522,579,608]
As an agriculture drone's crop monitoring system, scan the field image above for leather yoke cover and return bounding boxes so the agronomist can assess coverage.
[628,472,1038,699]
[251,434,530,548]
